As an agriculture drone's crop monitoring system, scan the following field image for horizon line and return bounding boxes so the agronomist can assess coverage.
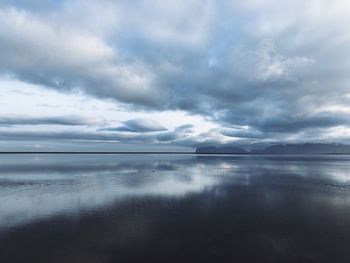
[0,151,349,155]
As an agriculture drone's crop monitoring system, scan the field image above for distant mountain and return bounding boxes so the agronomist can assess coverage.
[258,143,350,154]
[196,143,350,154]
[195,146,247,154]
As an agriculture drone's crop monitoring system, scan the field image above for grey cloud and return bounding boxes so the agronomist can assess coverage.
[156,124,194,142]
[0,130,154,143]
[0,7,158,107]
[102,118,167,132]
[0,115,105,126]
[175,124,194,132]
[253,112,350,133]
[222,128,265,140]
[0,122,199,146]
[0,0,61,11]
[221,111,350,138]
[156,132,178,142]
[1,0,350,144]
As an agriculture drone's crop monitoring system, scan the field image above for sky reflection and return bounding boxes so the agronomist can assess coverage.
[0,154,222,229]
[1,154,350,262]
[1,154,350,230]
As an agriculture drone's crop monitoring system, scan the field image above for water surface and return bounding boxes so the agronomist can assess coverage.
[1,154,350,262]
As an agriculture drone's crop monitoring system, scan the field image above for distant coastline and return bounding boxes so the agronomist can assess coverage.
[2,143,350,155]
[195,143,350,155]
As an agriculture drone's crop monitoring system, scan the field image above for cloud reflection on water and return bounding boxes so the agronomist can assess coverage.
[0,154,350,230]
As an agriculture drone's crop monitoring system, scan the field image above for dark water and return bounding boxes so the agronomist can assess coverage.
[1,154,350,263]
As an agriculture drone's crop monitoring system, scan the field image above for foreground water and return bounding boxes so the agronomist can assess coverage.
[0,154,350,262]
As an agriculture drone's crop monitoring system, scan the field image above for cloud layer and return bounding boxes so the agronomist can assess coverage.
[0,115,105,126]
[1,0,350,147]
[103,118,167,133]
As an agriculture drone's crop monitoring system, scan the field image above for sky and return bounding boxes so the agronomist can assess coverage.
[1,0,350,151]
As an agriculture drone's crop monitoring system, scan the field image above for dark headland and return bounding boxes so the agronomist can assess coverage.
[195,143,350,155]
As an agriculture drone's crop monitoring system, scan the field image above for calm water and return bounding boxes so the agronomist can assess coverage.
[1,154,350,263]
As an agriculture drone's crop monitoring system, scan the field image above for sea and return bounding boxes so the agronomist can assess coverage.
[0,154,350,262]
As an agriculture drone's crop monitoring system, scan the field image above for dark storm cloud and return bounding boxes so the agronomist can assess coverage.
[0,116,104,126]
[1,0,350,143]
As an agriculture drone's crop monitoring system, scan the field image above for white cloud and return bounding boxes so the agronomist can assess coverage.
[253,40,314,81]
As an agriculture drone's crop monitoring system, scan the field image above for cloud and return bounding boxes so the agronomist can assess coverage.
[0,0,350,145]
[0,115,105,126]
[0,122,204,147]
[0,7,157,106]
[102,118,167,132]
[0,130,153,143]
[156,124,193,142]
